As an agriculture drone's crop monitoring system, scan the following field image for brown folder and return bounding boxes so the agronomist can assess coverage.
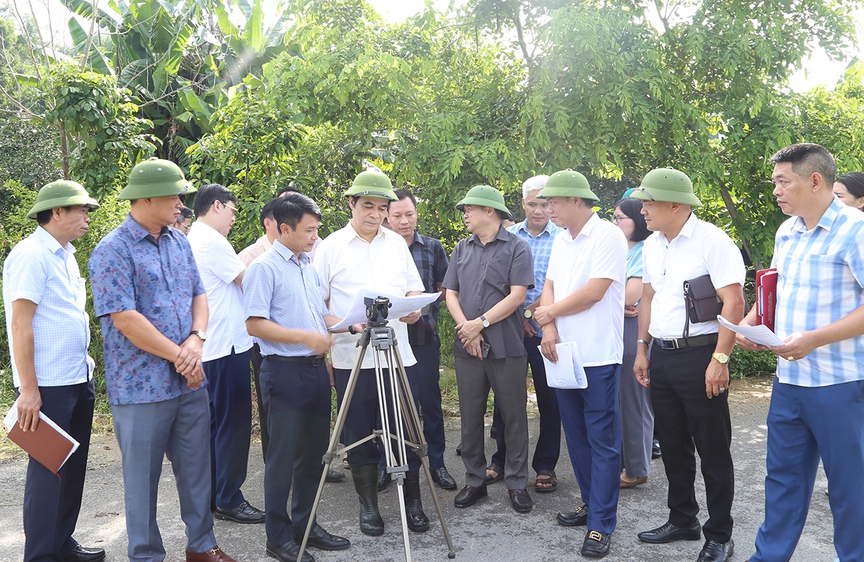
[5,411,79,475]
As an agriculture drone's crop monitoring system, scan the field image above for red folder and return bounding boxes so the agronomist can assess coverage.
[756,268,778,332]
[4,405,79,475]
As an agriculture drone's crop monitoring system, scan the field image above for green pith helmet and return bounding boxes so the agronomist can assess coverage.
[118,158,196,200]
[344,170,398,201]
[538,169,599,201]
[27,180,100,219]
[456,185,512,218]
[629,167,702,207]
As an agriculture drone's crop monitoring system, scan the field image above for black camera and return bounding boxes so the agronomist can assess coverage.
[364,296,391,326]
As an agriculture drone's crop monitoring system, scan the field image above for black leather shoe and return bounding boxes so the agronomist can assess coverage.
[295,524,350,551]
[455,444,462,456]
[582,530,611,559]
[377,469,391,491]
[266,540,313,562]
[454,484,487,508]
[652,439,662,459]
[638,521,701,544]
[508,488,533,513]
[214,500,265,524]
[63,544,106,562]
[430,466,458,490]
[697,539,734,562]
[557,504,589,527]
[324,469,346,483]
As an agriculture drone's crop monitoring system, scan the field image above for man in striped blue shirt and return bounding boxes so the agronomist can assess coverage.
[738,143,864,562]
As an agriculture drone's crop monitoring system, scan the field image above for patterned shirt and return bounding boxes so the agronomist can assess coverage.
[406,232,449,347]
[772,197,864,387]
[243,241,329,357]
[3,226,93,387]
[507,219,561,335]
[89,214,206,405]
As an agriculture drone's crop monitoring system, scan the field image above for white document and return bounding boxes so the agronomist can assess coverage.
[328,291,441,332]
[717,315,785,347]
[540,342,588,389]
[4,397,81,467]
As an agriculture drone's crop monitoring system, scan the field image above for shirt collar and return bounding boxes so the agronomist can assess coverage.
[515,219,556,238]
[122,213,175,244]
[409,231,427,247]
[273,240,309,265]
[33,225,73,255]
[791,197,843,233]
[347,221,386,243]
[468,224,510,246]
[657,212,698,244]
[564,213,600,241]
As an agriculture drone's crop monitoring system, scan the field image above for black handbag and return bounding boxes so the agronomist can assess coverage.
[683,274,722,337]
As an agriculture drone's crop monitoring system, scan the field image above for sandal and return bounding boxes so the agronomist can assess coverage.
[535,469,557,493]
[485,463,504,484]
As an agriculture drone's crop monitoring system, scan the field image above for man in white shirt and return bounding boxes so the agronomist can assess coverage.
[188,184,263,524]
[534,170,627,559]
[313,170,428,536]
[631,168,745,562]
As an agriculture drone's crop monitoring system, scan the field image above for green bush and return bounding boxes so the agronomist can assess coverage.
[730,347,777,379]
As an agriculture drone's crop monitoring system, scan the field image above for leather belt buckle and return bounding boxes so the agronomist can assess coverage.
[311,356,325,367]
[658,338,679,350]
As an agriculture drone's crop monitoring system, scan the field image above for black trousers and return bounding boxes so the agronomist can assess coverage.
[22,380,95,562]
[260,358,331,546]
[650,342,734,543]
[250,343,270,463]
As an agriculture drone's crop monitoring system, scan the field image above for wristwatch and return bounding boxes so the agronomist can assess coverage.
[524,309,533,319]
[712,352,730,364]
[190,329,207,342]
[480,315,490,328]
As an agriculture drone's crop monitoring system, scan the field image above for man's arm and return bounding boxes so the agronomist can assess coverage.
[10,299,41,432]
[704,283,745,398]
[534,278,613,327]
[736,302,766,351]
[537,280,561,363]
[445,289,482,359]
[455,285,528,345]
[232,269,245,287]
[246,317,331,354]
[398,290,423,324]
[633,282,655,388]
[771,303,864,360]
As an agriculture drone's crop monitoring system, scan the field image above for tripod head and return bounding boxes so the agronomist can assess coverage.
[364,296,391,327]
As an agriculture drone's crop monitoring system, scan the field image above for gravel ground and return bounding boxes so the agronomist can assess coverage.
[0,377,836,561]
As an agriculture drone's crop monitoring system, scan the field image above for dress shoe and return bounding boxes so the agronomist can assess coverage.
[265,541,313,562]
[63,543,106,562]
[638,520,702,544]
[430,466,458,490]
[652,438,662,459]
[454,483,487,508]
[455,444,462,456]
[582,530,611,559]
[557,504,588,527]
[186,546,238,562]
[620,471,648,488]
[325,468,346,482]
[697,539,734,562]
[377,468,391,491]
[214,500,265,524]
[295,524,350,550]
[508,488,533,513]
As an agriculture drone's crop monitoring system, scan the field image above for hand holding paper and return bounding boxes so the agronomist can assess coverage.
[718,315,785,347]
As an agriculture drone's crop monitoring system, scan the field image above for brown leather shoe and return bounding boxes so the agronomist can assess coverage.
[186,546,237,561]
[620,470,648,488]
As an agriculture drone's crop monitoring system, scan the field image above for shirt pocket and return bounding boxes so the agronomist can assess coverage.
[795,254,843,288]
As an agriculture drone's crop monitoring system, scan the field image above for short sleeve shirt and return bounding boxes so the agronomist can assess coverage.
[546,214,627,366]
[187,221,253,361]
[442,226,534,359]
[508,219,561,336]
[89,214,206,405]
[243,241,329,357]
[642,213,746,339]
[237,234,272,267]
[626,240,644,280]
[772,198,864,387]
[3,227,92,387]
[407,233,449,347]
[313,223,424,369]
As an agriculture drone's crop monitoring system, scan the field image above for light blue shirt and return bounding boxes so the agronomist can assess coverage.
[508,219,561,336]
[243,240,329,357]
[772,197,864,387]
[3,226,92,388]
[626,240,644,280]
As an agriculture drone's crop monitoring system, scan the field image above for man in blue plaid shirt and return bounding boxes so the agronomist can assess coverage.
[738,143,864,562]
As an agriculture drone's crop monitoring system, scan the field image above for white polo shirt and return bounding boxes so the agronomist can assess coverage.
[188,221,253,361]
[546,214,627,367]
[642,213,746,339]
[313,223,424,369]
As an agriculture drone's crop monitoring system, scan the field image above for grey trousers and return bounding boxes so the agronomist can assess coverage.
[619,315,654,478]
[112,388,216,561]
[455,355,529,489]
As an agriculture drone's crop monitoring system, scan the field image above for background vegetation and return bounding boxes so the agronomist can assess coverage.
[3,0,863,412]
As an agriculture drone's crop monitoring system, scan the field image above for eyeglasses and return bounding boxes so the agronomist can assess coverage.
[221,202,237,215]
[612,214,630,223]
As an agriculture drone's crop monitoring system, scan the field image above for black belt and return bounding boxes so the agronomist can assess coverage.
[655,333,718,350]
[265,355,326,366]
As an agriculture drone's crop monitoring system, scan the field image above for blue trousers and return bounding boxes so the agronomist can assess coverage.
[112,389,216,561]
[491,335,561,473]
[750,378,864,562]
[556,363,621,534]
[22,381,94,562]
[260,358,331,546]
[204,348,252,510]
[409,343,447,468]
